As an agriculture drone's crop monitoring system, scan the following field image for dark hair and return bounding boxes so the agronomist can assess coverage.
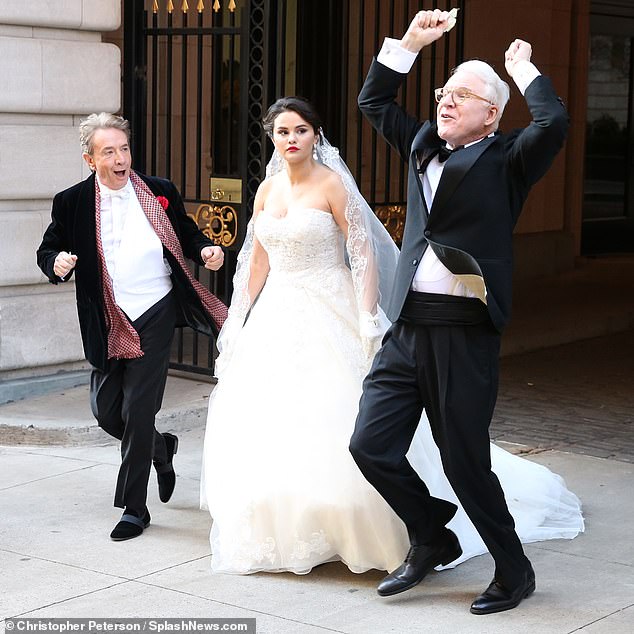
[262,96,323,138]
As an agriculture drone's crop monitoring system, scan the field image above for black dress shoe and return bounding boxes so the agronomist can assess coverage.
[470,568,536,615]
[156,432,179,503]
[110,508,151,541]
[377,528,462,597]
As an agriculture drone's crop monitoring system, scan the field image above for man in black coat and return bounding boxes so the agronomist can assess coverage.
[37,113,227,541]
[350,10,568,614]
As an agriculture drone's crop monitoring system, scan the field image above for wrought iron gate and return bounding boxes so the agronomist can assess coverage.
[123,0,270,375]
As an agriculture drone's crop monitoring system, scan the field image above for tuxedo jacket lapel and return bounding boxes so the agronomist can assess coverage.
[409,123,442,225]
[412,150,433,222]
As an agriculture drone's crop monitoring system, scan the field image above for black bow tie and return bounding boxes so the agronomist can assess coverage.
[437,144,463,163]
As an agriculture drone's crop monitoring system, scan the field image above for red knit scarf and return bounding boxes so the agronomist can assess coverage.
[94,171,228,360]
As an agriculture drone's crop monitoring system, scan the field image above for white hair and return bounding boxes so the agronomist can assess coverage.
[79,112,130,155]
[452,60,510,126]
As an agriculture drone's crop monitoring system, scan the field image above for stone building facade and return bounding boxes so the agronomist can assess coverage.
[0,2,121,383]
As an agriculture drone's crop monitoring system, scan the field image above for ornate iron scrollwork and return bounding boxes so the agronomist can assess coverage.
[189,204,238,247]
[245,0,266,214]
[375,204,406,246]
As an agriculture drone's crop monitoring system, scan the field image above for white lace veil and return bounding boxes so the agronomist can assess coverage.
[214,133,399,377]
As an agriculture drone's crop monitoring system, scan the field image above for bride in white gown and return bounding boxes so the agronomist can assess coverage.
[200,97,583,575]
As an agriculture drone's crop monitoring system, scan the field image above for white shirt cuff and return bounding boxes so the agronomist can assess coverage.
[512,60,541,95]
[377,37,419,74]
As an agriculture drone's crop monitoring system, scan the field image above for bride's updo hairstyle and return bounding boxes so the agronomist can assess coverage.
[262,96,323,140]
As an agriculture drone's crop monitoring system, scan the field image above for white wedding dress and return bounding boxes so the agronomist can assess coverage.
[200,207,584,575]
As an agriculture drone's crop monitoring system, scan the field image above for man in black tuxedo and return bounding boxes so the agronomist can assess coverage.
[350,10,568,614]
[37,113,227,541]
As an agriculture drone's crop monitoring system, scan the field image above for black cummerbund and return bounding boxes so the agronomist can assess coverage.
[400,291,489,326]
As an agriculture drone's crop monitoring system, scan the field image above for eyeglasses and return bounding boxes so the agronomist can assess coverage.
[434,86,494,106]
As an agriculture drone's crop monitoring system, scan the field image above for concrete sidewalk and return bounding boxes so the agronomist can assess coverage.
[2,422,633,633]
[0,375,212,445]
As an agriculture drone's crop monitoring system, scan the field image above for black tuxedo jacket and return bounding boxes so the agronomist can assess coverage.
[358,59,569,332]
[37,172,217,371]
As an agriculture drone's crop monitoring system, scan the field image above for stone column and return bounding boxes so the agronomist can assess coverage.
[0,1,121,383]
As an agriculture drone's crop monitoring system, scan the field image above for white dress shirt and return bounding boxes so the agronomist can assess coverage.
[377,38,540,296]
[97,176,172,321]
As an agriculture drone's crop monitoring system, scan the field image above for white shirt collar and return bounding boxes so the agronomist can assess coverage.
[96,175,132,199]
[447,132,495,151]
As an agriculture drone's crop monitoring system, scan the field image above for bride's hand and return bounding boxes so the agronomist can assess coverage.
[359,311,382,338]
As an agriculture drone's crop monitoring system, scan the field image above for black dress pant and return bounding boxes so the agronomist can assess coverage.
[350,319,531,589]
[90,292,177,513]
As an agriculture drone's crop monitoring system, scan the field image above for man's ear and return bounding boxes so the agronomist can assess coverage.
[82,152,95,171]
[484,105,499,127]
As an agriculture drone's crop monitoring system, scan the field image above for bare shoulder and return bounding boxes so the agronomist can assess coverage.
[256,176,275,198]
[319,164,346,196]
[318,165,348,218]
[253,178,274,216]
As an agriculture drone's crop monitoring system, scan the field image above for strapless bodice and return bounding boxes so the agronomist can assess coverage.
[255,208,346,276]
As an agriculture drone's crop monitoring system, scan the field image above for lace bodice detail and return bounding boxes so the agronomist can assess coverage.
[255,208,346,278]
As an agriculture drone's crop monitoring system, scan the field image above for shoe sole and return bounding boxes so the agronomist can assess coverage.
[164,433,179,456]
[470,580,536,615]
[377,544,463,597]
[110,531,143,542]
[158,473,176,503]
[158,434,178,503]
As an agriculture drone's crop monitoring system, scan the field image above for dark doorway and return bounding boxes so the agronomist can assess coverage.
[583,2,634,254]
